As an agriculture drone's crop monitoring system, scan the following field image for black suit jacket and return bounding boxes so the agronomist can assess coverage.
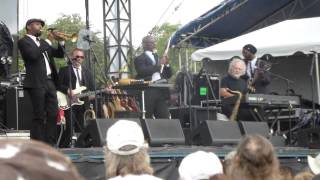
[18,35,64,88]
[58,65,94,95]
[134,52,172,81]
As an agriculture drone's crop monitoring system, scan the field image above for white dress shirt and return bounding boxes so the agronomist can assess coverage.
[145,51,161,81]
[73,66,82,88]
[246,57,258,79]
[26,34,52,76]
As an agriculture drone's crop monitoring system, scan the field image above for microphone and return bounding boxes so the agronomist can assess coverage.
[83,35,95,43]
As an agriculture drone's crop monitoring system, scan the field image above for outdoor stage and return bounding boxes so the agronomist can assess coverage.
[61,145,319,180]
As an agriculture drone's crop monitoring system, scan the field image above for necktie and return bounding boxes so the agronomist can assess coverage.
[249,62,253,77]
[76,68,81,86]
[152,53,157,65]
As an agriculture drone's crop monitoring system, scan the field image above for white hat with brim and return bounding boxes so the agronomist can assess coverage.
[308,154,320,175]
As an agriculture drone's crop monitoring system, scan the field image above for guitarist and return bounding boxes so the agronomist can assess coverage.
[58,48,94,147]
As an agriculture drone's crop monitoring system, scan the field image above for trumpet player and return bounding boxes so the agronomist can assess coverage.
[18,18,65,146]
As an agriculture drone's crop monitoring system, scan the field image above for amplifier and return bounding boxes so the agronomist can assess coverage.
[192,74,220,105]
[6,87,33,130]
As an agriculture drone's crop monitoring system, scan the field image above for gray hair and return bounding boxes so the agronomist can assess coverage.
[228,57,246,77]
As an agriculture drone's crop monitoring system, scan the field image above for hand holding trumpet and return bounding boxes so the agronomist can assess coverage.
[47,28,78,42]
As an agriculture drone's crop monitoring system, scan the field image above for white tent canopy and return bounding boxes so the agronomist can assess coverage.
[191,17,320,61]
[191,16,320,103]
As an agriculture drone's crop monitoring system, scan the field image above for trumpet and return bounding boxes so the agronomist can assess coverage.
[48,28,78,42]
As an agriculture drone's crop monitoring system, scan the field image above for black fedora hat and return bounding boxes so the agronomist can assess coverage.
[25,18,45,27]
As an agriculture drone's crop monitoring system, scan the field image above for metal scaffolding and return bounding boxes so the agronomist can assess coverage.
[103,0,133,78]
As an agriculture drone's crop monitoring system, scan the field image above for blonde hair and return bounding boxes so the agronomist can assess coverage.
[104,146,153,178]
[228,135,282,180]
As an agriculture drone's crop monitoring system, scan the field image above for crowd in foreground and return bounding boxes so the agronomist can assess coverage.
[0,120,320,180]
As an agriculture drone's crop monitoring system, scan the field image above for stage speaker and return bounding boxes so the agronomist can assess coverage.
[6,87,33,130]
[195,120,242,146]
[297,128,320,148]
[239,121,270,137]
[169,106,218,129]
[75,118,141,148]
[141,119,185,146]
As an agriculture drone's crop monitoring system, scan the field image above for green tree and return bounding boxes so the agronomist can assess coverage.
[155,23,180,75]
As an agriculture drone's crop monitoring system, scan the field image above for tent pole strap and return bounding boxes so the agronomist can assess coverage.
[315,52,320,104]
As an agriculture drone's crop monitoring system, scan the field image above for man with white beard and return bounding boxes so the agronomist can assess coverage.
[220,57,248,98]
[220,57,249,119]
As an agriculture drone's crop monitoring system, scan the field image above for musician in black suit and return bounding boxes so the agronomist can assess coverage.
[241,44,271,94]
[134,35,172,118]
[18,19,64,145]
[58,48,94,147]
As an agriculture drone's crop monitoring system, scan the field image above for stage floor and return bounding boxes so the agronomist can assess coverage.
[61,145,319,180]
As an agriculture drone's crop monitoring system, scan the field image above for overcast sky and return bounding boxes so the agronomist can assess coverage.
[19,0,223,47]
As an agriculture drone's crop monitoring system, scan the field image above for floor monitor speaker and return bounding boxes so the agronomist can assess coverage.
[141,119,185,146]
[195,120,242,146]
[239,121,270,137]
[75,118,141,147]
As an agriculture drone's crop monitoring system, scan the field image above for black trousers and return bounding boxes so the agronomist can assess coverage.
[59,105,85,148]
[222,96,257,121]
[26,79,58,146]
[144,88,170,119]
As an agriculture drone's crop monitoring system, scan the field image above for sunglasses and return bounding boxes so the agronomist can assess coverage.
[75,55,84,59]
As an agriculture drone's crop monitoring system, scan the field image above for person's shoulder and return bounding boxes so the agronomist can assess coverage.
[134,52,146,60]
[221,75,231,81]
[18,35,28,43]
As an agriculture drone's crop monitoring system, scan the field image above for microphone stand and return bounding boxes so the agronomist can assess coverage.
[257,68,294,142]
[60,45,76,148]
[202,67,218,121]
[83,36,98,117]
[181,65,194,130]
[309,52,318,128]
[258,68,294,95]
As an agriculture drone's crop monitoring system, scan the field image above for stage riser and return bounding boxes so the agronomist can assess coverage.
[61,147,315,180]
[72,155,308,180]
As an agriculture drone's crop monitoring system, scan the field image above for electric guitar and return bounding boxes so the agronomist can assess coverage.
[57,86,108,110]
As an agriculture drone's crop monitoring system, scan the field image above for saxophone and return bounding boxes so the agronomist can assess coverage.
[247,78,256,93]
[83,104,96,126]
[228,90,243,121]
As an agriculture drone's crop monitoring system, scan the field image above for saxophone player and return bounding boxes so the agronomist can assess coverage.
[220,57,251,121]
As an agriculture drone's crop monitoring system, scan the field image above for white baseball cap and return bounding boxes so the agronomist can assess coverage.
[308,153,320,175]
[106,120,146,155]
[179,151,223,180]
